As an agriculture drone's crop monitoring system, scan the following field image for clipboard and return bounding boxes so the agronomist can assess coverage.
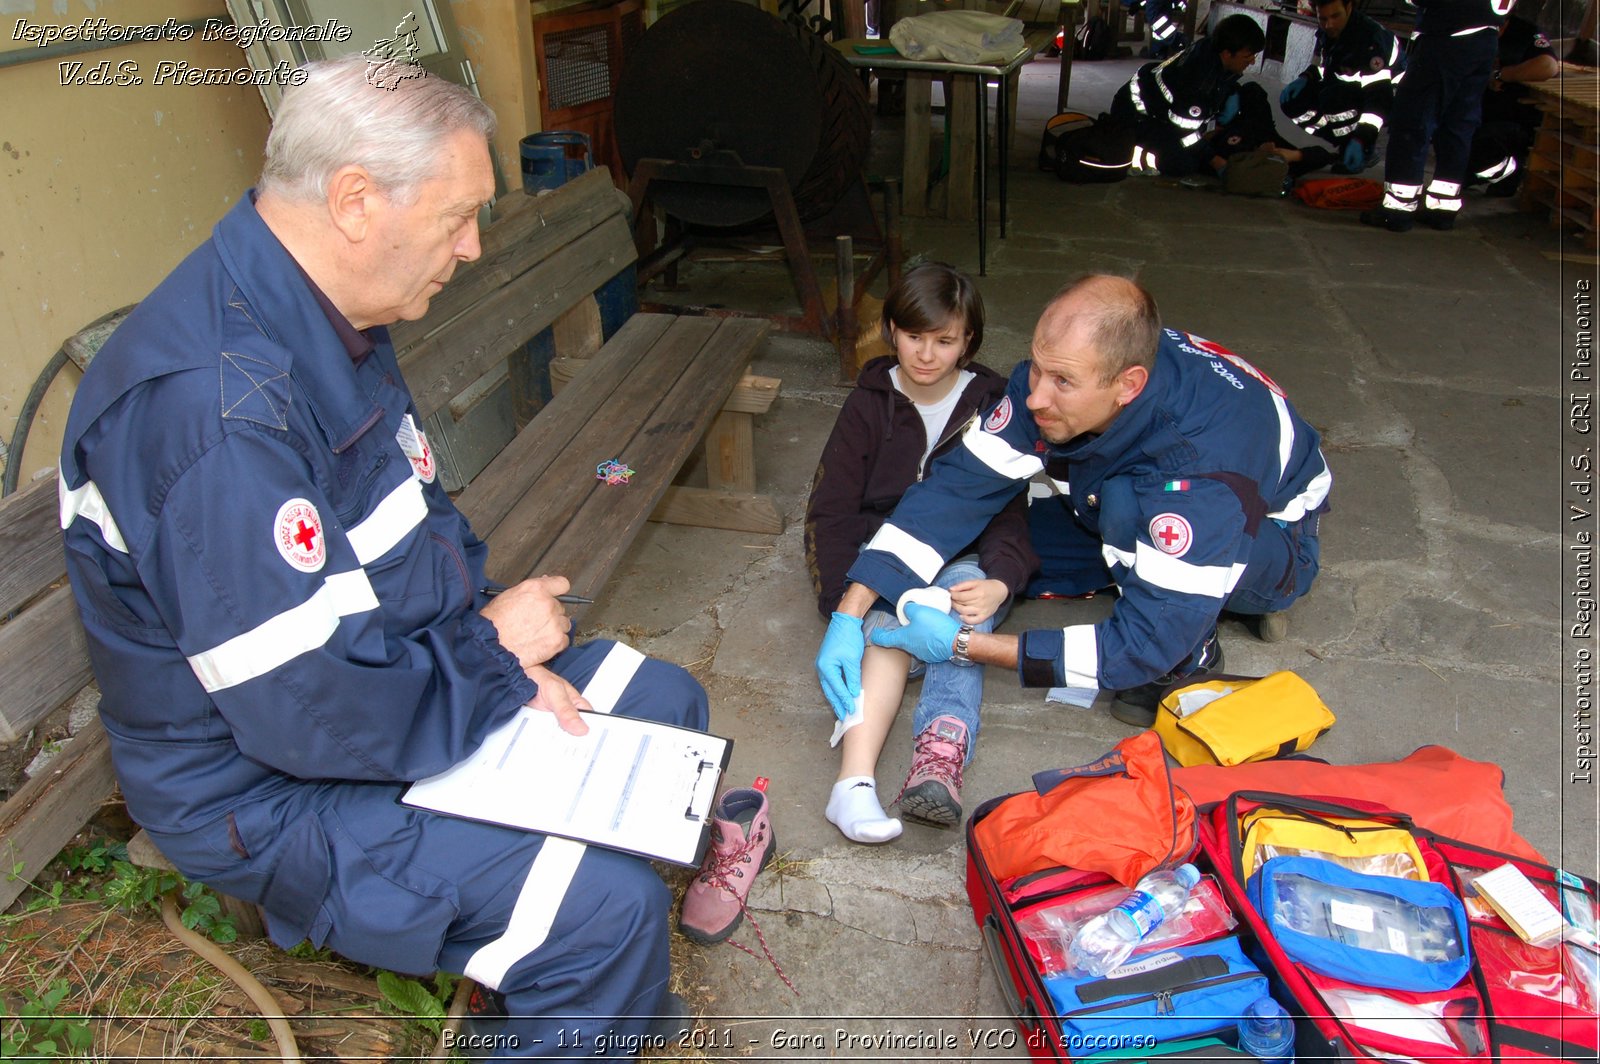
[402,709,732,867]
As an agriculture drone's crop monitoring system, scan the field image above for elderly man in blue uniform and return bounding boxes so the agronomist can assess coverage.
[1279,0,1408,175]
[1361,0,1511,231]
[59,56,704,1059]
[814,276,1331,727]
[1107,14,1266,178]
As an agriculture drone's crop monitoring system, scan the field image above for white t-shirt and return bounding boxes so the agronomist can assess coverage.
[891,366,975,472]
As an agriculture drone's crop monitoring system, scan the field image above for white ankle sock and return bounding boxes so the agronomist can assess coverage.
[826,776,902,843]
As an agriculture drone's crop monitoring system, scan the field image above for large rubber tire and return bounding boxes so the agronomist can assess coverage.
[616,0,869,227]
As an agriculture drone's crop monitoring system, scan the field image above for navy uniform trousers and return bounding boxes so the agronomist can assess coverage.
[222,640,707,1060]
[1382,30,1498,216]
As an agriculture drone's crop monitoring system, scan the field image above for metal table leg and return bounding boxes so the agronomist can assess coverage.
[977,73,988,275]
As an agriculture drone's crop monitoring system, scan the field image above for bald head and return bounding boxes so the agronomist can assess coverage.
[1037,275,1161,385]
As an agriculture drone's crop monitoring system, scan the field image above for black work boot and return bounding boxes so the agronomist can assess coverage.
[1359,207,1414,233]
[1110,629,1226,728]
[1419,208,1457,230]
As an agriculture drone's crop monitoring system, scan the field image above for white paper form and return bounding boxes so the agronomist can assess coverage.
[403,709,731,866]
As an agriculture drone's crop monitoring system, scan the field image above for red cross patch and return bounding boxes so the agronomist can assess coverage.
[984,396,1013,433]
[1149,512,1193,557]
[409,428,436,483]
[275,498,327,573]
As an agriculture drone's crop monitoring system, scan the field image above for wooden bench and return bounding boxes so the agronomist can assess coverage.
[0,166,777,920]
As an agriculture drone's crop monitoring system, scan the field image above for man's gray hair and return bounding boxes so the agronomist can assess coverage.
[1046,275,1162,383]
[261,54,495,205]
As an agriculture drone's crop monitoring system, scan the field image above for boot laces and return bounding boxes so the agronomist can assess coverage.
[893,731,963,803]
[696,822,798,997]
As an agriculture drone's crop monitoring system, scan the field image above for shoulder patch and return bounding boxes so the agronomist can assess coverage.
[984,395,1013,433]
[1149,512,1194,557]
[1370,54,1384,70]
[220,350,291,430]
[275,498,327,572]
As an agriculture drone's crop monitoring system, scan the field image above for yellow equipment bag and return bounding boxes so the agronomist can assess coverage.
[1237,805,1430,881]
[1154,671,1335,769]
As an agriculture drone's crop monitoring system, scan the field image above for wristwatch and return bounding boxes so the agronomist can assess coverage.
[952,624,975,663]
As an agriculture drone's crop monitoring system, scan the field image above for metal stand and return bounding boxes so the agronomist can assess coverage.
[626,151,900,381]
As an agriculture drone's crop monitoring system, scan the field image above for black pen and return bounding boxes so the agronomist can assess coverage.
[479,587,594,605]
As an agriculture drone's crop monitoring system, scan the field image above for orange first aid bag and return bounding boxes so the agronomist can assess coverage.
[970,731,1196,887]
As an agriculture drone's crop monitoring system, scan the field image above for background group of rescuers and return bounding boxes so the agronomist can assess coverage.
[82,8,1584,1048]
[1087,0,1558,230]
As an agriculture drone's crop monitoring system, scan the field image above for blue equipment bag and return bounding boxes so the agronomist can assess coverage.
[1247,855,1472,992]
[1043,935,1267,1044]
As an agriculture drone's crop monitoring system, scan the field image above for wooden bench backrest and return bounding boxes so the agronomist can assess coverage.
[389,168,636,422]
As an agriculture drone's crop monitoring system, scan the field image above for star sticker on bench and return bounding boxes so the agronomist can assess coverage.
[596,459,634,485]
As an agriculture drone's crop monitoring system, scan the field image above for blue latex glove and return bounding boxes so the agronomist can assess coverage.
[816,612,865,721]
[1279,77,1307,107]
[870,603,960,664]
[1217,93,1241,126]
[1341,139,1368,172]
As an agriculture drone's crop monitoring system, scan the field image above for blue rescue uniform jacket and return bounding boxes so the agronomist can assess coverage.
[847,329,1332,692]
[59,197,538,937]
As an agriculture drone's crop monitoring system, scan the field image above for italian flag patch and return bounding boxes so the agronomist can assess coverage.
[1163,479,1191,492]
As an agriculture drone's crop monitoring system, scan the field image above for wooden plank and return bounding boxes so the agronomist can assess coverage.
[388,169,626,354]
[399,217,637,422]
[0,585,92,743]
[904,72,933,217]
[456,313,675,538]
[0,472,66,619]
[705,409,756,493]
[0,719,118,912]
[528,318,771,597]
[651,486,785,534]
[551,359,779,414]
[946,73,979,222]
[483,315,731,585]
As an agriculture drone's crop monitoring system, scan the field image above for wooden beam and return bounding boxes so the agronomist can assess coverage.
[0,472,66,619]
[0,585,92,743]
[651,487,785,534]
[0,720,118,913]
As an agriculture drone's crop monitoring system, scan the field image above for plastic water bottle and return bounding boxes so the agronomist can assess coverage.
[1066,863,1202,976]
[1237,996,1295,1062]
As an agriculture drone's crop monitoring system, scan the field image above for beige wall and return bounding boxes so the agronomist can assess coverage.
[0,0,274,485]
[0,0,559,487]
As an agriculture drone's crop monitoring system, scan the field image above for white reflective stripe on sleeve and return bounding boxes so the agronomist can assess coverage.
[1181,131,1202,147]
[346,478,428,566]
[1453,25,1493,35]
[1271,391,1295,488]
[1062,624,1099,689]
[1335,70,1363,82]
[464,641,644,990]
[187,569,380,692]
[864,523,946,583]
[1359,112,1385,130]
[963,422,1046,480]
[1268,458,1333,522]
[59,471,128,553]
[1135,542,1246,599]
[1102,542,1135,570]
[1356,69,1391,85]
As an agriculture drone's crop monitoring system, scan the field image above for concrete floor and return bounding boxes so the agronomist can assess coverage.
[580,53,1599,1057]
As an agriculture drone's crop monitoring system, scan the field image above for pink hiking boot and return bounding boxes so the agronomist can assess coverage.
[679,784,775,945]
[895,715,968,826]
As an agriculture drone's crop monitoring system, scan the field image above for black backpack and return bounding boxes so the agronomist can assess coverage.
[1073,15,1114,61]
[1038,111,1135,183]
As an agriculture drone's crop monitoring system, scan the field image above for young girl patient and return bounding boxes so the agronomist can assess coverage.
[804,263,1037,843]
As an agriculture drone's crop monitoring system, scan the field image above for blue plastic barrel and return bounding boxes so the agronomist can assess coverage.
[520,131,594,193]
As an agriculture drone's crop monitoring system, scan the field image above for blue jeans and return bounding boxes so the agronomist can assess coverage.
[860,557,1010,763]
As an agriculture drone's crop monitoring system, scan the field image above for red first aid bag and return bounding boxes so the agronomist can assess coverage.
[1293,177,1384,210]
